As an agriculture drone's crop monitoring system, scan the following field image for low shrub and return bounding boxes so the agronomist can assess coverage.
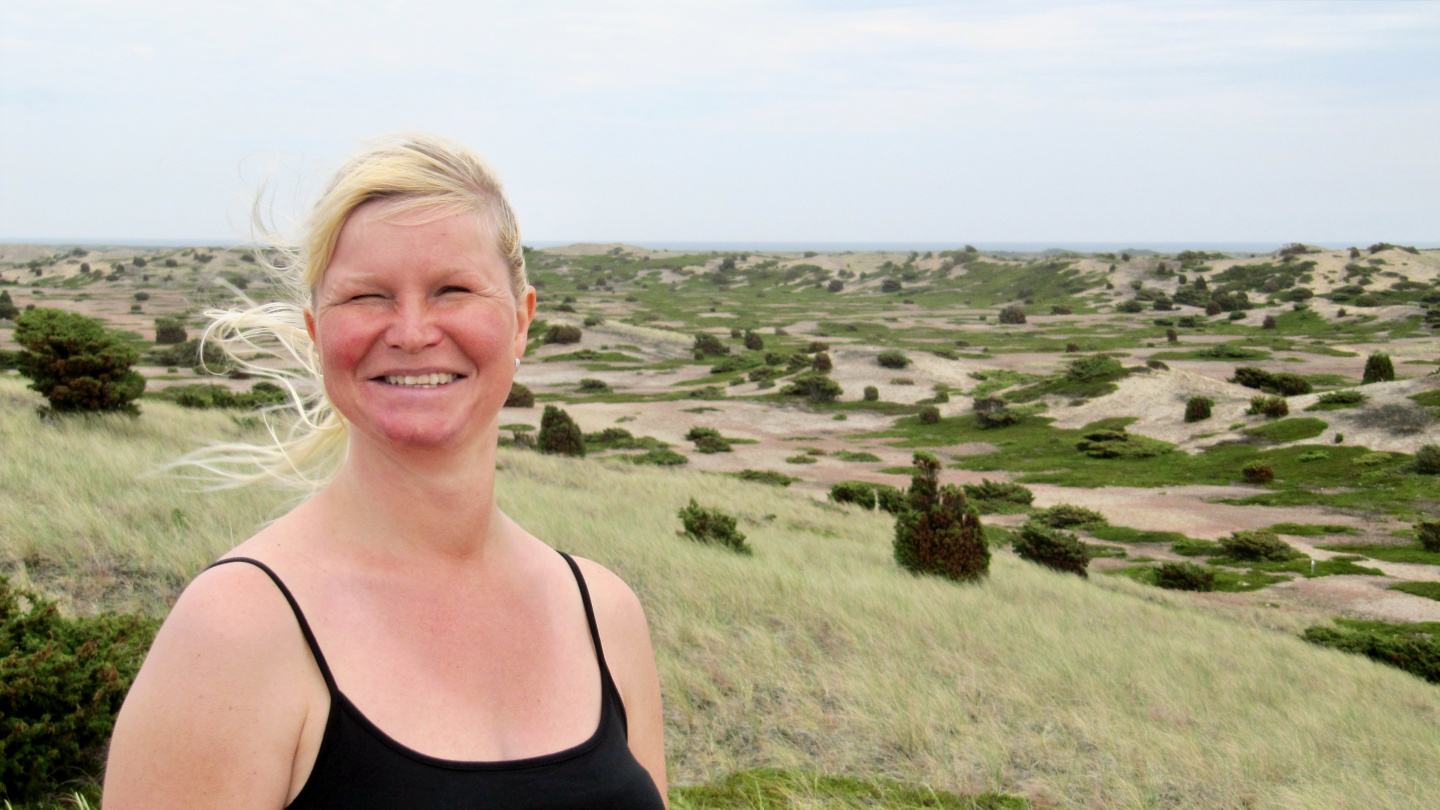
[1247,395,1289,418]
[830,481,878,509]
[1154,561,1216,592]
[153,316,187,345]
[812,352,833,372]
[892,452,989,582]
[14,308,146,414]
[677,499,751,554]
[693,333,729,356]
[1065,353,1124,383]
[998,305,1027,324]
[780,373,843,403]
[1074,428,1172,459]
[625,448,688,466]
[962,479,1034,514]
[918,405,940,424]
[1303,620,1440,684]
[1013,522,1089,578]
[0,577,159,805]
[1309,390,1365,410]
[1363,352,1395,384]
[734,469,796,486]
[545,324,582,344]
[505,382,534,408]
[1184,396,1213,422]
[743,330,764,351]
[863,385,879,401]
[1241,459,1274,484]
[577,378,610,393]
[876,350,911,369]
[1033,503,1107,529]
[694,433,733,453]
[1220,529,1296,561]
[1417,445,1440,475]
[537,405,585,457]
[1417,520,1440,553]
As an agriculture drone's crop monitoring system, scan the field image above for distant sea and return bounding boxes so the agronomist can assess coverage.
[5,239,1436,254]
[528,240,1439,255]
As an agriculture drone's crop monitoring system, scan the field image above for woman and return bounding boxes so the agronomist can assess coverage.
[103,135,668,809]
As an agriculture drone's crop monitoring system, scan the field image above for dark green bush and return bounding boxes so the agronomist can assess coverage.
[1303,621,1440,684]
[1065,354,1123,382]
[997,305,1026,324]
[1416,520,1440,553]
[677,499,751,554]
[0,577,159,805]
[877,350,911,369]
[1184,396,1213,422]
[863,385,879,402]
[577,378,611,393]
[1116,299,1145,313]
[694,434,733,454]
[545,324,582,344]
[975,408,1021,430]
[1074,428,1171,459]
[14,308,146,414]
[1153,561,1215,591]
[693,333,729,356]
[1013,522,1088,578]
[811,352,833,372]
[1416,445,1440,475]
[1363,352,1395,384]
[743,330,764,351]
[892,452,989,582]
[1241,459,1274,484]
[785,353,810,372]
[962,479,1034,514]
[505,382,534,408]
[780,373,842,403]
[153,316,187,345]
[830,481,878,510]
[1034,503,1107,528]
[918,405,940,425]
[0,290,18,321]
[1247,395,1289,418]
[734,470,795,487]
[625,448,688,466]
[537,405,585,457]
[1219,529,1295,561]
[880,278,902,293]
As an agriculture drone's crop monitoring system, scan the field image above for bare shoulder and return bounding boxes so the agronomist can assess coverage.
[568,555,651,640]
[102,560,318,809]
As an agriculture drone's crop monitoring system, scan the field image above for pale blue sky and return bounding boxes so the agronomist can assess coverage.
[2,1,1436,246]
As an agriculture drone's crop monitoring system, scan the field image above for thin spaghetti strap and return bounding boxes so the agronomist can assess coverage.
[556,551,609,676]
[204,557,339,694]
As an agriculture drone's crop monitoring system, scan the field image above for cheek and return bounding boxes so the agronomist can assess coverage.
[316,312,381,374]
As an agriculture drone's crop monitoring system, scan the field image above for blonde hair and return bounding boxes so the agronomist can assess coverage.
[178,133,526,490]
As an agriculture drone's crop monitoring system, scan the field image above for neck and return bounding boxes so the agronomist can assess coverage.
[316,428,506,564]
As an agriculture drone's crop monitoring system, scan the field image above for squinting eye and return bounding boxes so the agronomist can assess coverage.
[438,286,471,295]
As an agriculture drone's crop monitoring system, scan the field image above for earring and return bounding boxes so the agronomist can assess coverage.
[514,358,521,370]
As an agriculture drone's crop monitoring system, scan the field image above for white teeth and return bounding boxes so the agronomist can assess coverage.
[383,373,457,388]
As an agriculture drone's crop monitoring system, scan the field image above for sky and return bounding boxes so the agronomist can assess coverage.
[1,1,1437,247]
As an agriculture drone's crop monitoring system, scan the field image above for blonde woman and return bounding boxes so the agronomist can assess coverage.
[103,135,668,809]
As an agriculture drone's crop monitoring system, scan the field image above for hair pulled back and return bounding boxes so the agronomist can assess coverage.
[181,133,526,490]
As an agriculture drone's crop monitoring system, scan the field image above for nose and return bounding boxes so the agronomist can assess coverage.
[386,297,443,352]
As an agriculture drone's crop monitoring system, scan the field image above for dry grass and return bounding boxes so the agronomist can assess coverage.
[3,375,1440,808]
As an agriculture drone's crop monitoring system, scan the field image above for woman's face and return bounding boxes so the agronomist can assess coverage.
[307,199,535,453]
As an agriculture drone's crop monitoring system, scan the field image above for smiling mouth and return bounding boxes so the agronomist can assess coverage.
[380,373,461,388]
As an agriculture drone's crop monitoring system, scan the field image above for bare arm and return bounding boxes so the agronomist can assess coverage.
[103,563,324,810]
[574,557,668,806]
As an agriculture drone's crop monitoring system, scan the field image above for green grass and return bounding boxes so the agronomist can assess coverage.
[1267,523,1358,536]
[1389,582,1440,602]
[670,768,1028,809]
[1232,557,1384,578]
[1409,390,1440,408]
[831,450,882,463]
[1085,525,1196,545]
[1105,564,1290,592]
[1243,418,1327,444]
[1317,543,1440,566]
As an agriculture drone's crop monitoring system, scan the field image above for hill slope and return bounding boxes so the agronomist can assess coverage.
[1,377,1438,808]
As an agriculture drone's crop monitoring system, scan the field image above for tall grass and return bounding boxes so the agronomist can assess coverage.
[4,376,1440,808]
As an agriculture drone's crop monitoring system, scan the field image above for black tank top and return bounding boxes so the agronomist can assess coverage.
[206,553,666,810]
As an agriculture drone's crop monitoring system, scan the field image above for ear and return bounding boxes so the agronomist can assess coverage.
[513,286,537,360]
[304,307,318,347]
